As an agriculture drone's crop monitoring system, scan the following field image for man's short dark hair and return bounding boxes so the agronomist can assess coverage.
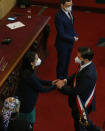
[78,47,94,61]
[60,0,71,5]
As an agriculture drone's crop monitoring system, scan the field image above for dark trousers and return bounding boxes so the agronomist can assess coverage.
[72,107,102,131]
[56,46,73,79]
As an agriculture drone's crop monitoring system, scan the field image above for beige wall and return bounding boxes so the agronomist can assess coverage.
[0,0,16,19]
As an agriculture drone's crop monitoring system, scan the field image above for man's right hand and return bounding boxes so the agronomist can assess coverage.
[74,36,79,42]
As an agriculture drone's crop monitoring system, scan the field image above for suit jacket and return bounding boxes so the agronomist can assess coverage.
[15,70,56,113]
[55,8,77,49]
[60,63,97,111]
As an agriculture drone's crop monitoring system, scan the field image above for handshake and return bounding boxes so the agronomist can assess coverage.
[52,79,67,89]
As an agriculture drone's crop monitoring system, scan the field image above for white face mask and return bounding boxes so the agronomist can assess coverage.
[35,58,42,67]
[65,5,72,12]
[75,56,81,64]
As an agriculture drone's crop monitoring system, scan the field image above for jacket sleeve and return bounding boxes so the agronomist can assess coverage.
[30,74,56,93]
[67,73,76,87]
[55,14,75,43]
[73,31,78,37]
[39,79,52,86]
[71,11,78,37]
[60,75,92,96]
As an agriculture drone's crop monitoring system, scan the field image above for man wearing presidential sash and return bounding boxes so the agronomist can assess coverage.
[55,47,102,131]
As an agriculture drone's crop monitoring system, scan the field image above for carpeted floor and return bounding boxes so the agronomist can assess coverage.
[33,7,105,131]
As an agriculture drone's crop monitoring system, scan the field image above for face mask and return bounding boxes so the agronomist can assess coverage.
[75,56,81,64]
[35,58,42,67]
[65,5,72,12]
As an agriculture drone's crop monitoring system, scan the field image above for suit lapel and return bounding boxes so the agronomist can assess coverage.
[60,9,73,24]
[76,63,93,79]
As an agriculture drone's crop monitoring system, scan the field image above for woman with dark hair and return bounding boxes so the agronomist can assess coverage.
[15,51,56,130]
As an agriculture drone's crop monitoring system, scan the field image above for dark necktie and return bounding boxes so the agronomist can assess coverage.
[68,12,73,23]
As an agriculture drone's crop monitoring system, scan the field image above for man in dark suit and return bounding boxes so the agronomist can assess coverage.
[55,0,79,79]
[55,47,103,131]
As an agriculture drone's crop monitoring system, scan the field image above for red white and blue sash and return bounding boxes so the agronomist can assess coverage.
[75,86,95,126]
[73,68,96,124]
[76,85,96,113]
[85,85,96,108]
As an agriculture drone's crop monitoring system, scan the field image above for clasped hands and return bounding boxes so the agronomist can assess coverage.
[52,79,67,89]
